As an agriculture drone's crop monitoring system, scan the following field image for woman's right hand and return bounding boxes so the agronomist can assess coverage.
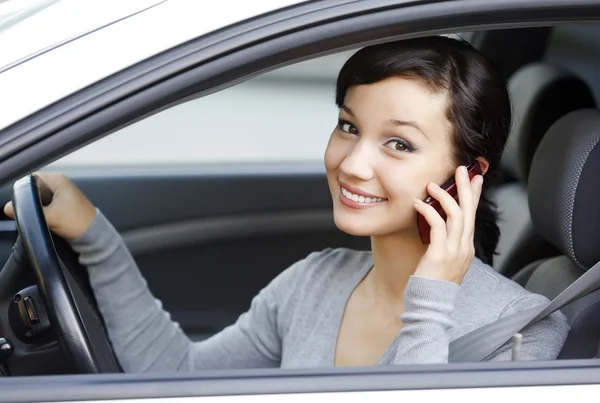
[3,172,97,240]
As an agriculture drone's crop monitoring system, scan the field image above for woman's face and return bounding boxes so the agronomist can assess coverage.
[324,76,457,237]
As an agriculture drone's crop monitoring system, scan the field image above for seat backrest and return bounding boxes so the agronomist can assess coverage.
[492,63,596,276]
[517,109,600,359]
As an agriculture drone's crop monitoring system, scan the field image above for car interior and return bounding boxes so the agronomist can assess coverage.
[492,61,596,277]
[1,23,600,376]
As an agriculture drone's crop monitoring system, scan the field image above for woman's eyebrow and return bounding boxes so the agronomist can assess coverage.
[385,118,430,141]
[342,105,430,141]
[341,105,354,116]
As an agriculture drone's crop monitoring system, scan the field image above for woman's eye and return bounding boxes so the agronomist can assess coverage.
[337,120,358,135]
[384,139,414,153]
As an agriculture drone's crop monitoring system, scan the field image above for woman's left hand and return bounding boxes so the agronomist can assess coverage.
[412,165,484,284]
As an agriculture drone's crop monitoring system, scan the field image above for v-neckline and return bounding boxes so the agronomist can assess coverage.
[327,252,402,367]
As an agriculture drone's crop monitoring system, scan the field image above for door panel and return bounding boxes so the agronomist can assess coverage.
[0,164,369,340]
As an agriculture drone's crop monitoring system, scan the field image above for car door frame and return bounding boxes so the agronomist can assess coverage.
[1,0,600,401]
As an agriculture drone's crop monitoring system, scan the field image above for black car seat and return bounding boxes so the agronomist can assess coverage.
[492,63,596,276]
[513,109,600,359]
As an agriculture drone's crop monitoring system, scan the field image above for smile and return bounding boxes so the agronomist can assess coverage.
[339,185,388,209]
[341,187,385,203]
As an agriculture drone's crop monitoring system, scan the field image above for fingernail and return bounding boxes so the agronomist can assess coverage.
[414,198,424,205]
[461,165,468,176]
[428,182,439,190]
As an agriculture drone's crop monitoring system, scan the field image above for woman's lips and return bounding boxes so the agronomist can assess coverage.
[339,182,385,199]
[339,185,387,209]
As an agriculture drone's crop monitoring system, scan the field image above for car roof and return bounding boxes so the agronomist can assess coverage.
[0,0,307,131]
[0,0,165,70]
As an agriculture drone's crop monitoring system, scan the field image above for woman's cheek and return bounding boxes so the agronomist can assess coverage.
[324,135,348,172]
[324,134,337,170]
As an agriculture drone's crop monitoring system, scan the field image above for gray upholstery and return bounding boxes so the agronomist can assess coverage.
[511,253,545,286]
[493,64,595,276]
[529,110,600,270]
[522,257,600,359]
[491,184,558,275]
[513,109,600,359]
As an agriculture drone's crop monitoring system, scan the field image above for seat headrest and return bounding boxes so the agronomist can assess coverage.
[501,63,595,183]
[528,109,600,270]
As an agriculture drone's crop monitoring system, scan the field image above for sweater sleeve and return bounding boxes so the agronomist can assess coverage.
[69,209,304,373]
[391,276,460,364]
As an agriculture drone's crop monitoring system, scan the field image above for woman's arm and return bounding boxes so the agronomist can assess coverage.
[70,210,297,372]
[396,166,481,364]
[391,276,459,364]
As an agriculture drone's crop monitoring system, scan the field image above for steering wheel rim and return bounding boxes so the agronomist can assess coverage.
[11,174,120,373]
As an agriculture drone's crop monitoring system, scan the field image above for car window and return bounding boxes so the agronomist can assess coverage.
[545,24,600,103]
[47,51,355,169]
[20,28,596,380]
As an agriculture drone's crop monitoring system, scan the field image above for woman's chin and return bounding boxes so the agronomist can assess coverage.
[332,209,413,237]
[333,215,383,237]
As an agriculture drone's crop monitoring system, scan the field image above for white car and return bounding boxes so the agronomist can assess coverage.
[0,0,600,402]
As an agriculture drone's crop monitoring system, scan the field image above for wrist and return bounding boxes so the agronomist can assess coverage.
[63,202,97,240]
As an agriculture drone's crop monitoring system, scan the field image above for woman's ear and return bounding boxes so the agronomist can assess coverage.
[476,156,490,175]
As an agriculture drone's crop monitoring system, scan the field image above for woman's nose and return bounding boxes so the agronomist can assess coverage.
[339,140,375,181]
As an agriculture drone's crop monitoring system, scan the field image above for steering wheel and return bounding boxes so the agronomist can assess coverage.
[9,174,120,373]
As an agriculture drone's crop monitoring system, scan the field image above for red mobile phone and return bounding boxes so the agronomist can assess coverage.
[417,163,482,244]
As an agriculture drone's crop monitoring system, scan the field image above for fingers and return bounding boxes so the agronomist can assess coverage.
[425,170,464,249]
[416,165,484,251]
[3,201,14,219]
[414,198,447,250]
[32,171,68,193]
[414,166,484,284]
[465,174,483,240]
[3,172,67,220]
[472,174,484,205]
[455,166,475,243]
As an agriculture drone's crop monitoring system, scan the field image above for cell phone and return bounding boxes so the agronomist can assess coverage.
[417,163,483,244]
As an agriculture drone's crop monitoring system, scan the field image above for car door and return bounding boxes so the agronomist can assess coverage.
[1,0,600,401]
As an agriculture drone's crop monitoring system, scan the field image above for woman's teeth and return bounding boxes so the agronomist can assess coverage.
[341,187,385,203]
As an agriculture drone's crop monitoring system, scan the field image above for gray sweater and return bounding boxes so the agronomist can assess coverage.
[70,210,570,372]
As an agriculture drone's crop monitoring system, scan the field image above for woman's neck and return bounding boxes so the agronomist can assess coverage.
[367,230,428,304]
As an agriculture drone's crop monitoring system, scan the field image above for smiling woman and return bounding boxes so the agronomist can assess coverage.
[2,35,570,372]
[328,37,509,265]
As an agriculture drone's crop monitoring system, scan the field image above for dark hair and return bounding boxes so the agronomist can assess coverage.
[335,36,511,265]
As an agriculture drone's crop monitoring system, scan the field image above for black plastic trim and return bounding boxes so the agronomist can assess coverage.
[1,0,600,186]
[122,209,334,255]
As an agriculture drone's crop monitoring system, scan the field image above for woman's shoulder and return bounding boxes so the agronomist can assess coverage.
[456,258,562,328]
[455,258,570,359]
[463,258,535,297]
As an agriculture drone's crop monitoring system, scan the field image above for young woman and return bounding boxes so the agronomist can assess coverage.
[5,36,569,371]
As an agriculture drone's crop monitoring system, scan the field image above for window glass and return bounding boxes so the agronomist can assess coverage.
[48,51,355,168]
[545,24,600,103]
